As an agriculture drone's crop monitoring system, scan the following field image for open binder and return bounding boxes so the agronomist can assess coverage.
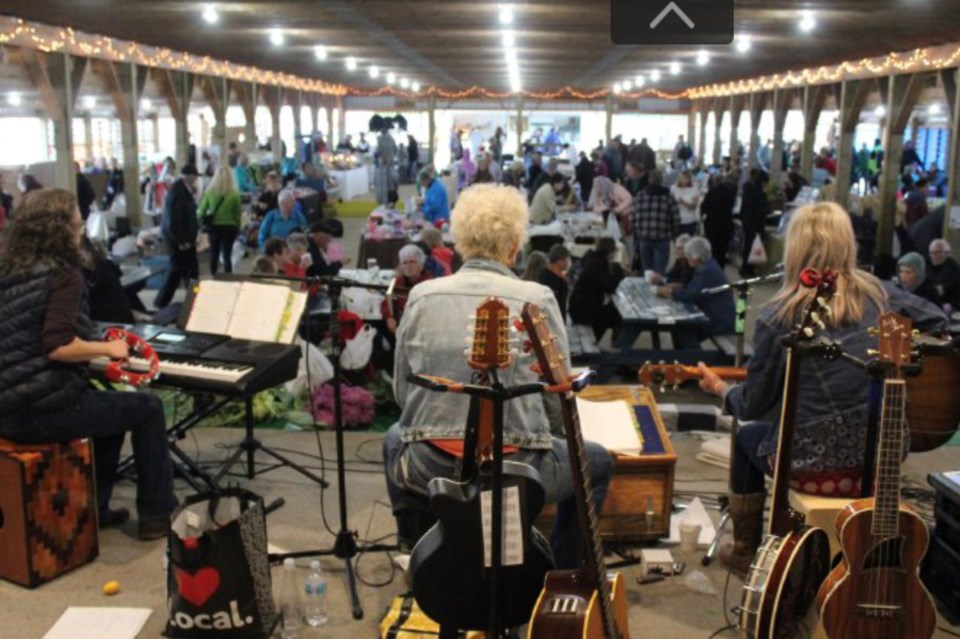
[185,279,308,344]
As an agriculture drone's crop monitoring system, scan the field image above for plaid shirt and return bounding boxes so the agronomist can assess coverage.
[631,184,680,241]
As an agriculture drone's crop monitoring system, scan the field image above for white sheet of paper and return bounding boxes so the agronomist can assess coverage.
[575,398,643,455]
[481,486,524,567]
[227,282,292,342]
[667,497,718,547]
[185,280,241,335]
[276,289,308,344]
[43,607,152,639]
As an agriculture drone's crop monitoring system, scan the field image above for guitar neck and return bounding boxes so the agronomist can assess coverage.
[769,347,801,537]
[872,379,906,537]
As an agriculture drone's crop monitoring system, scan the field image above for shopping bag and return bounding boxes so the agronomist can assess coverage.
[605,211,623,241]
[747,235,768,265]
[164,489,279,639]
[340,324,375,370]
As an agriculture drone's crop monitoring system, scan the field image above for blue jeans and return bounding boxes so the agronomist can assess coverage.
[0,391,177,522]
[730,421,774,495]
[637,239,671,275]
[383,424,614,570]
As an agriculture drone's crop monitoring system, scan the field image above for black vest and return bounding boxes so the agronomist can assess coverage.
[0,269,90,422]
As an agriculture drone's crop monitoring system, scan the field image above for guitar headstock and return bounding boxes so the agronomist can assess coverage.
[638,362,695,390]
[876,312,914,376]
[521,302,569,385]
[795,268,838,342]
[467,298,513,372]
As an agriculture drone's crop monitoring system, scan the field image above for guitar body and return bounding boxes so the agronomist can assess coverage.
[527,571,631,639]
[817,499,936,639]
[740,527,830,639]
[410,460,555,630]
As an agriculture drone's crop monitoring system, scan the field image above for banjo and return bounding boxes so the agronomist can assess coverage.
[739,269,835,639]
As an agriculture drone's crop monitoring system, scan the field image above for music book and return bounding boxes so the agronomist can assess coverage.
[575,397,644,455]
[186,280,307,344]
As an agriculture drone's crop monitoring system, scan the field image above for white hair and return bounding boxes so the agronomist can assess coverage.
[287,232,308,251]
[278,189,296,204]
[684,236,712,263]
[398,244,426,265]
[930,239,951,254]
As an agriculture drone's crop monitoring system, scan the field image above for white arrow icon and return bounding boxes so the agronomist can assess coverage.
[650,2,695,29]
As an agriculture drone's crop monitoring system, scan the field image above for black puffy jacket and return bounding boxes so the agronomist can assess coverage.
[0,270,89,421]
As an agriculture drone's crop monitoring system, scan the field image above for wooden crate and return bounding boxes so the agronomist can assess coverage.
[537,386,676,543]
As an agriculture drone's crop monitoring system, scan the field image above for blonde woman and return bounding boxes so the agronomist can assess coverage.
[197,165,243,275]
[383,184,613,568]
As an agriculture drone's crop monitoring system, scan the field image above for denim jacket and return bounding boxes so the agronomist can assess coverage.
[393,258,568,449]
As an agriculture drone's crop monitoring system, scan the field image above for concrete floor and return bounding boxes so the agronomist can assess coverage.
[2,426,958,639]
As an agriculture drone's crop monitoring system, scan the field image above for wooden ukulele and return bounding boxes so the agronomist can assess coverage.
[409,298,554,631]
[523,302,631,639]
[739,269,835,639]
[817,313,937,639]
[638,362,746,389]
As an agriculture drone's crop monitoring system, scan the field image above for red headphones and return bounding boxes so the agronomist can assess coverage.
[101,328,160,387]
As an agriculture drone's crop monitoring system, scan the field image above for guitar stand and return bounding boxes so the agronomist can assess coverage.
[407,370,593,639]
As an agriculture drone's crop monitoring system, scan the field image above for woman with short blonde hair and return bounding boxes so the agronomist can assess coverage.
[450,183,528,266]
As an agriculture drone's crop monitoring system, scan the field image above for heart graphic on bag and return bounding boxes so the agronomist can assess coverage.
[176,567,221,607]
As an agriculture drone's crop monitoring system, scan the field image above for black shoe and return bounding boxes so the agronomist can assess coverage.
[137,517,170,542]
[99,508,131,529]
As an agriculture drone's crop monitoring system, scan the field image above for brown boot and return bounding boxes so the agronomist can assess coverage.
[719,492,766,578]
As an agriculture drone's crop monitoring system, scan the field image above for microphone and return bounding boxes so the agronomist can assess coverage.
[701,265,784,296]
[248,272,390,291]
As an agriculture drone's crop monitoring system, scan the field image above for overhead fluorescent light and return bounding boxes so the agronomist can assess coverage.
[345,56,357,71]
[499,5,513,25]
[202,5,219,24]
[736,36,752,53]
[696,50,710,66]
[313,45,328,61]
[799,11,816,33]
[650,70,662,82]
[369,65,380,79]
[269,29,285,46]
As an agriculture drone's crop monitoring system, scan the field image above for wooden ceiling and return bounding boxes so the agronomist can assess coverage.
[2,0,960,95]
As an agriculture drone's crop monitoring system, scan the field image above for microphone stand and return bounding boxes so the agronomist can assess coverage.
[259,271,393,621]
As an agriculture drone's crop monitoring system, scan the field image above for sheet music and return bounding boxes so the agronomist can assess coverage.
[276,289,309,344]
[575,398,644,455]
[227,282,294,342]
[185,280,241,335]
[43,607,152,639]
[481,486,524,567]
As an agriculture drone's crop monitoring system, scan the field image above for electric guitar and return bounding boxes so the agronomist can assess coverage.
[817,313,937,639]
[739,269,835,639]
[409,298,554,631]
[638,362,746,389]
[523,302,631,639]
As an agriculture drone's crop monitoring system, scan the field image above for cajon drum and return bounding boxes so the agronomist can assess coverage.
[788,490,853,560]
[0,438,99,587]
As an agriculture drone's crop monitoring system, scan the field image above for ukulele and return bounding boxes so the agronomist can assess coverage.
[638,362,746,389]
[408,298,554,631]
[523,302,631,639]
[738,269,835,639]
[817,313,937,639]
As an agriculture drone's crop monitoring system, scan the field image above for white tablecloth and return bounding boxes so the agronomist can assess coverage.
[329,166,370,201]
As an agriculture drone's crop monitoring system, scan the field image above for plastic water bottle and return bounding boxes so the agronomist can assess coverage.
[304,560,328,626]
[279,558,302,639]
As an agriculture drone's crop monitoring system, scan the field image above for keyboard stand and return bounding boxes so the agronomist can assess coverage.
[211,397,329,488]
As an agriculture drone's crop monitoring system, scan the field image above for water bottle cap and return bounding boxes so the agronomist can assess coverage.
[284,558,296,569]
[310,560,321,570]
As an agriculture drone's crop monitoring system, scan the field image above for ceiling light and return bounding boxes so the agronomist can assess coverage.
[269,29,284,46]
[696,50,710,66]
[400,78,410,89]
[650,70,661,82]
[345,56,357,71]
[930,103,942,116]
[313,45,327,61]
[670,62,681,75]
[636,75,645,87]
[140,98,152,111]
[799,11,816,33]
[412,82,421,92]
[202,5,219,24]
[502,31,515,48]
[386,72,396,85]
[83,96,96,110]
[613,83,622,94]
[623,80,633,91]
[369,65,380,79]
[736,36,752,53]
[499,5,513,25]
[7,92,21,106]
[875,105,887,118]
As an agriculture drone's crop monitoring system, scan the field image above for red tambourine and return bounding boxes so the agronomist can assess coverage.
[101,328,160,387]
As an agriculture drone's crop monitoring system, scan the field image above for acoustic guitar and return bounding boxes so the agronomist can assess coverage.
[738,269,834,639]
[817,313,937,639]
[409,298,554,631]
[638,362,746,389]
[523,302,631,639]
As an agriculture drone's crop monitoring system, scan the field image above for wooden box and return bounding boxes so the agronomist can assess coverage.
[537,386,676,543]
[0,438,99,587]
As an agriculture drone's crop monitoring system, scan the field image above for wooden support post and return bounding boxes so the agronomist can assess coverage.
[336,95,346,146]
[202,76,229,156]
[835,79,871,209]
[878,73,929,255]
[108,62,143,227]
[800,84,827,181]
[770,89,792,187]
[82,112,93,164]
[428,95,437,167]
[155,68,190,167]
[605,96,613,143]
[748,93,766,171]
[687,108,696,156]
[20,50,79,192]
[290,90,303,148]
[943,68,960,252]
[237,81,257,153]
[712,103,723,165]
[698,99,711,167]
[729,95,745,167]
[325,95,334,143]
[260,85,282,162]
[517,100,524,155]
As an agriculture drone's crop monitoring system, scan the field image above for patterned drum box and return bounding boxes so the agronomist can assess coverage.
[0,438,99,587]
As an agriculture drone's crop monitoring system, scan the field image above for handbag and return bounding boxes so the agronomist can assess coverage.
[201,196,226,232]
[164,488,279,639]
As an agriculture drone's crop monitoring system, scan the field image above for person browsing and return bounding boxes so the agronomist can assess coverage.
[258,189,307,248]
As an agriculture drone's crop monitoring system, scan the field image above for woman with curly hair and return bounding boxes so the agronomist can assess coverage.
[0,189,176,541]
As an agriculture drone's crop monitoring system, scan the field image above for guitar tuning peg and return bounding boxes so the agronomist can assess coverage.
[912,329,920,337]
[816,320,826,330]
[802,327,814,338]
[868,326,878,336]
[867,348,879,357]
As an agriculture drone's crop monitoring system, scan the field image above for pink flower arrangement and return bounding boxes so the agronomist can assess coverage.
[310,383,375,428]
